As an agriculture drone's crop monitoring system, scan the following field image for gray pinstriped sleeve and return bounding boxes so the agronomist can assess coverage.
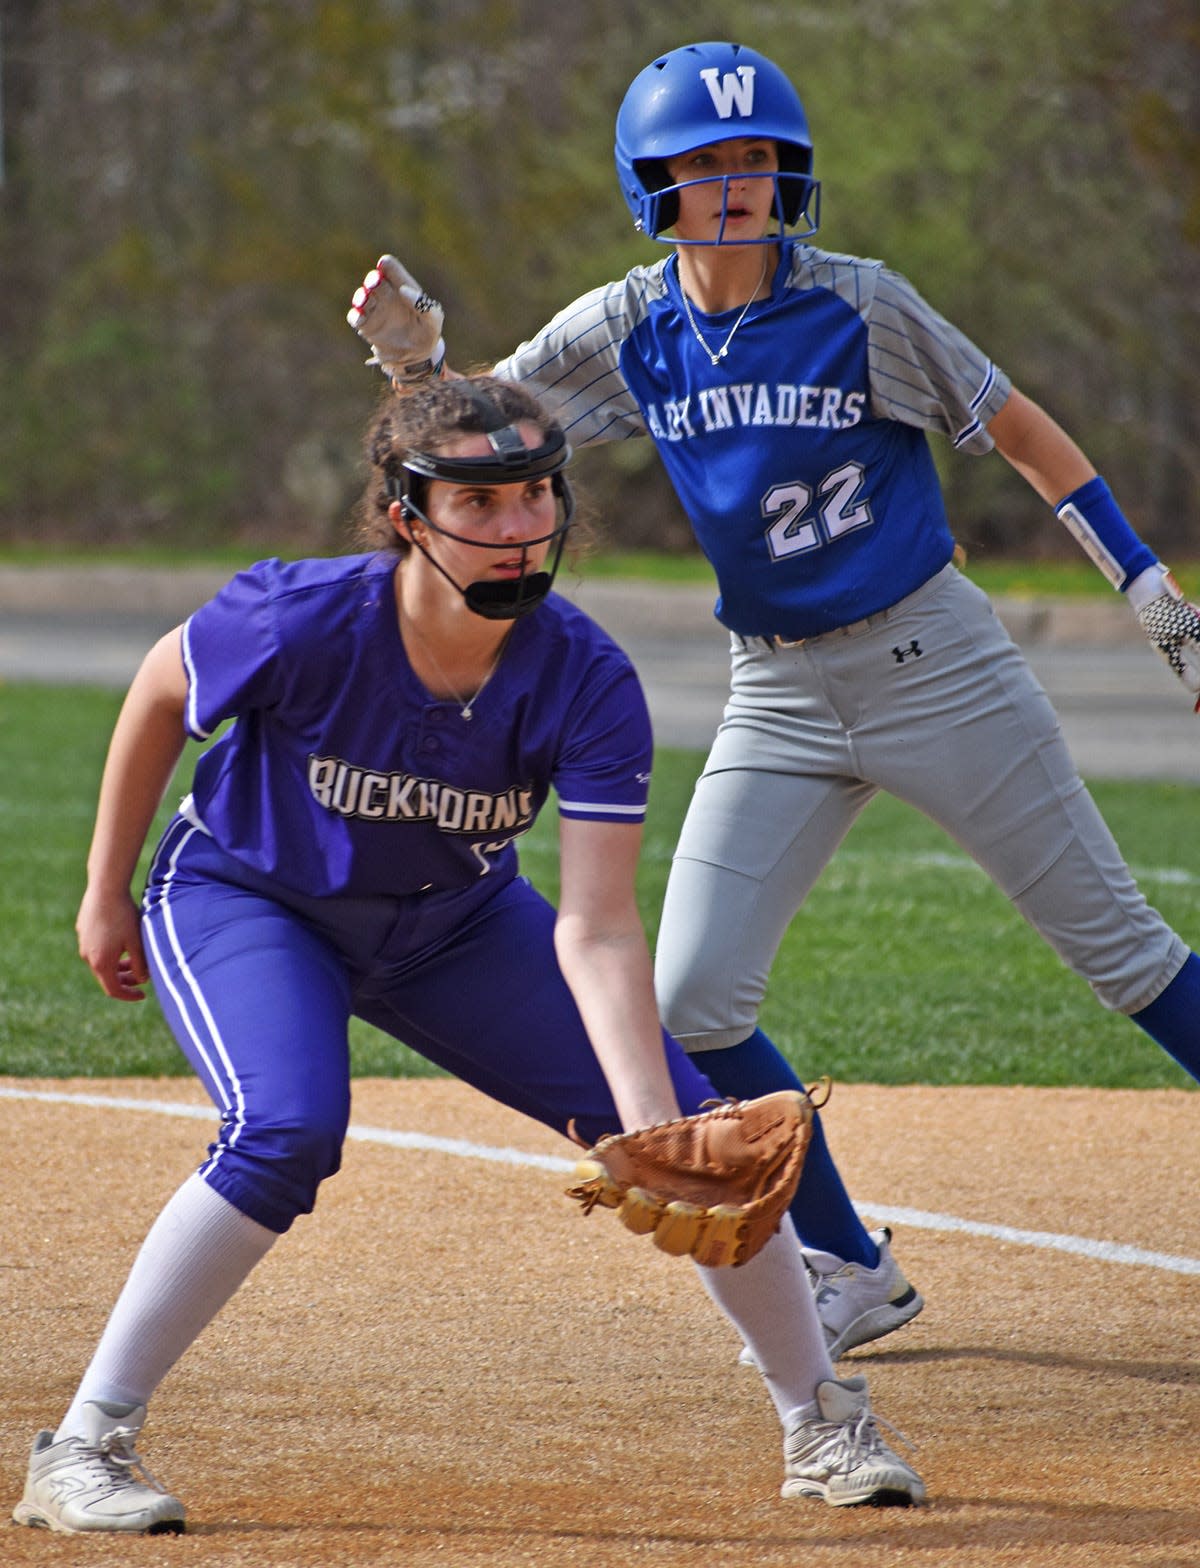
[867,267,1010,452]
[492,265,667,447]
[794,250,1010,453]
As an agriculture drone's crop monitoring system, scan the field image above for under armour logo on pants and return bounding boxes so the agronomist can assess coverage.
[892,640,922,663]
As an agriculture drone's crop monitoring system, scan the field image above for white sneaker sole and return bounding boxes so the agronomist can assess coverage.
[781,1475,925,1507]
[13,1501,185,1536]
[826,1285,925,1360]
[738,1285,925,1369]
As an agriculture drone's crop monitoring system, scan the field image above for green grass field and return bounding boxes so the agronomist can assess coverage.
[4,542,1198,601]
[1,682,1196,1089]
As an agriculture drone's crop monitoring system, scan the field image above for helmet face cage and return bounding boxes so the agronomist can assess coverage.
[640,169,820,246]
[386,422,576,621]
[615,41,820,245]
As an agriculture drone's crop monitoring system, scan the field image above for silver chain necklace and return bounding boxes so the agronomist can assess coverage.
[401,611,510,721]
[679,253,769,366]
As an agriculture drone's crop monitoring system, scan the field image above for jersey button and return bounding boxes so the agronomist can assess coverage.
[421,737,441,754]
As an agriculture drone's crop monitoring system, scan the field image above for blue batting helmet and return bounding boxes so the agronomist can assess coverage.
[614,41,820,245]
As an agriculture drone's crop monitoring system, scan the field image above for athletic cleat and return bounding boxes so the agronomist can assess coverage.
[806,1226,924,1359]
[12,1400,186,1535]
[740,1226,923,1367]
[781,1375,925,1507]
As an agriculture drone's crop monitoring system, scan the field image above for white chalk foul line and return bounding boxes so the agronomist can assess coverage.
[849,1201,1200,1277]
[3,1085,1198,1276]
[0,1086,577,1173]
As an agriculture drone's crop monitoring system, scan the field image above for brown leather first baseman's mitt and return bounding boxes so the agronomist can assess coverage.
[565,1089,819,1267]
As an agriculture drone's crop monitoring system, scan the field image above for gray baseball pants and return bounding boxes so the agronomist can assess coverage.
[655,564,1188,1050]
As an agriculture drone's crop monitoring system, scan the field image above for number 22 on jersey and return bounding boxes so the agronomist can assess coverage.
[762,461,873,560]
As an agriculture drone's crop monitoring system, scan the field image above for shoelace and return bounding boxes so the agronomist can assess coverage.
[829,1407,918,1475]
[92,1425,171,1496]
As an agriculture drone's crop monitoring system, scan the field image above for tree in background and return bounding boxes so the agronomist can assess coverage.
[0,0,1195,558]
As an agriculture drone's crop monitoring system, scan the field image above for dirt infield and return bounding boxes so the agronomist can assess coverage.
[2,1077,1197,1567]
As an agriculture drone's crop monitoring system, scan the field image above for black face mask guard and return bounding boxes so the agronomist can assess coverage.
[386,422,575,621]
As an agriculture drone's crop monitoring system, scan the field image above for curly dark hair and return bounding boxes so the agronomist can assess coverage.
[352,375,569,555]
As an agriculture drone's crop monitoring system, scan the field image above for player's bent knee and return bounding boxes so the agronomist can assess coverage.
[1012,845,1188,1013]
[656,958,763,1048]
[203,1113,349,1233]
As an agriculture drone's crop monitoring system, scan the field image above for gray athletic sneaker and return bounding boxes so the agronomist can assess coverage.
[782,1375,925,1507]
[12,1400,186,1535]
[739,1226,924,1367]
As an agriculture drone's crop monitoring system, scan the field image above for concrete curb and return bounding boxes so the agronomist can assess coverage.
[0,564,1144,646]
[0,566,231,617]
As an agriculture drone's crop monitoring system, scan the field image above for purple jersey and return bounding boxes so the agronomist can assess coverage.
[179,554,652,898]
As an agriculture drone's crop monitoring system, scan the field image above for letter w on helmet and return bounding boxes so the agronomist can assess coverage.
[699,65,756,119]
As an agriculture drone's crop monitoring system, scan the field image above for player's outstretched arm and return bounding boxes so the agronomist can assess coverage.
[990,388,1200,710]
[76,629,190,1000]
[986,386,1095,503]
[347,255,449,386]
[553,816,682,1133]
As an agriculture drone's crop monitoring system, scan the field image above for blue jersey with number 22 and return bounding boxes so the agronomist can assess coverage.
[494,240,1013,638]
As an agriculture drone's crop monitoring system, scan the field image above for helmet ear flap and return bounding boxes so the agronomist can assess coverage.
[775,146,815,227]
[634,159,678,236]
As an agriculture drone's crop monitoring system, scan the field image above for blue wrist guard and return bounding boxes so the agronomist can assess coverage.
[1055,476,1157,591]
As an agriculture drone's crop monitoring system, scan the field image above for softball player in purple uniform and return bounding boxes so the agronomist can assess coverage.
[348,41,1200,1367]
[13,377,925,1536]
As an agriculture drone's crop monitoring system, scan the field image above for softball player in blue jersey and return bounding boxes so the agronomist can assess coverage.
[349,40,1200,1366]
[13,377,926,1536]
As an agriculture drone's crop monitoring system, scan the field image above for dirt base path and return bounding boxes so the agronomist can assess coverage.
[2,1078,1197,1567]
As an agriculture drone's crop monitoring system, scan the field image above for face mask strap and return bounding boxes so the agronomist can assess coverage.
[389,475,575,621]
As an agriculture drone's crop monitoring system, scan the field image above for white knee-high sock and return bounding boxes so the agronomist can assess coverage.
[57,1173,278,1440]
[693,1216,836,1426]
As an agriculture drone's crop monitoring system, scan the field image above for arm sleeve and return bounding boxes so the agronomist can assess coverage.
[180,562,285,741]
[866,268,1012,454]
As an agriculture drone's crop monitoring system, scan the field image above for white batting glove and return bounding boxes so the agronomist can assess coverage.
[347,255,445,382]
[1125,563,1200,711]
